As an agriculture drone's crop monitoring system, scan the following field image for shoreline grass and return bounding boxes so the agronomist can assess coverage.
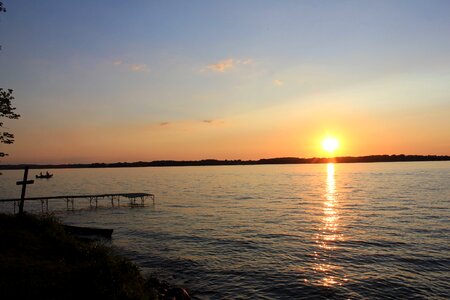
[0,213,188,300]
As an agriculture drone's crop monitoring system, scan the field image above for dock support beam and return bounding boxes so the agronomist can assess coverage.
[66,198,74,211]
[16,167,34,215]
[40,199,49,213]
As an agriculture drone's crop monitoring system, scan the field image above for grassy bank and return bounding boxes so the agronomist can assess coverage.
[0,213,186,300]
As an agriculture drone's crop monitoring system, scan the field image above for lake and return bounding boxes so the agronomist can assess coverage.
[1,161,449,299]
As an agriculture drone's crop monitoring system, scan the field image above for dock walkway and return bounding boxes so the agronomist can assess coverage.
[0,193,155,213]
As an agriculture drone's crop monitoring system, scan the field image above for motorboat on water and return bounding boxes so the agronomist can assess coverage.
[36,173,53,179]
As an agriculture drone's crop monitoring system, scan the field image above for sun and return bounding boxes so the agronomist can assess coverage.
[322,137,339,154]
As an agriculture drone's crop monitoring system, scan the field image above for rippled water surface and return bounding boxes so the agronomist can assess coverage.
[1,162,449,299]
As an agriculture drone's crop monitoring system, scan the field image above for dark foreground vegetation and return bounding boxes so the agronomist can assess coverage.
[1,154,449,170]
[0,213,189,300]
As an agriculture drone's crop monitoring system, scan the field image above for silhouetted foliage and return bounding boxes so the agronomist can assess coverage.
[0,89,20,156]
[0,213,168,299]
[0,155,449,170]
[0,2,20,157]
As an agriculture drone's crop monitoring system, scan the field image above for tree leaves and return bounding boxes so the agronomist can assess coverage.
[0,89,20,157]
[1,3,21,157]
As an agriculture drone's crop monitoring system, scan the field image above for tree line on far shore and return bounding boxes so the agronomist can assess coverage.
[1,154,449,170]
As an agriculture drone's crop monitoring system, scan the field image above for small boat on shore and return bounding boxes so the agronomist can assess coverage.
[36,173,53,179]
[64,224,113,238]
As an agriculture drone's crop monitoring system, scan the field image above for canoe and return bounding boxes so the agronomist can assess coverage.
[63,224,113,238]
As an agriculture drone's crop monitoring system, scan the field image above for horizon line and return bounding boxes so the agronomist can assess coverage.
[1,154,449,170]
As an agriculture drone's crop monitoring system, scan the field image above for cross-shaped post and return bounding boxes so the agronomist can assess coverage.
[16,166,34,215]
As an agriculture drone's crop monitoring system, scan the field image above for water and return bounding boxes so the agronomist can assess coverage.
[1,162,449,299]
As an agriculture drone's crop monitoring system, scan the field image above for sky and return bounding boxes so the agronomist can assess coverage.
[1,0,449,164]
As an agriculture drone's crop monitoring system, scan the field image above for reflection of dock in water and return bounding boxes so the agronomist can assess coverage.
[0,193,155,213]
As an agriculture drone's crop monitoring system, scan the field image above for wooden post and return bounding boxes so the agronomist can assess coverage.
[16,166,34,215]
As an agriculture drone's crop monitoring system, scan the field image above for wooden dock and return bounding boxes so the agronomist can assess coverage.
[0,193,155,213]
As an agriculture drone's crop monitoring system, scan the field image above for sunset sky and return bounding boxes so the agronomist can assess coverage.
[1,0,449,164]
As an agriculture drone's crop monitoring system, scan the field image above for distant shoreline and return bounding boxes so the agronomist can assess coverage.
[0,154,449,170]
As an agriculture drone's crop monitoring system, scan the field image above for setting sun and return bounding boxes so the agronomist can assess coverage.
[322,137,339,154]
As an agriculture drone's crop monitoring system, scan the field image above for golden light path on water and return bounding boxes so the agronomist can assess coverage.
[313,163,347,287]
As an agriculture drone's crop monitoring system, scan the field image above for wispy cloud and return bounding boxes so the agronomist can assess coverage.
[205,58,253,73]
[130,64,150,72]
[113,59,150,73]
[201,119,226,125]
[207,58,234,72]
[157,119,224,128]
[240,59,253,65]
[273,79,284,87]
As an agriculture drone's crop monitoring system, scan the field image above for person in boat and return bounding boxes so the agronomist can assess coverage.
[46,171,49,176]
[40,172,43,176]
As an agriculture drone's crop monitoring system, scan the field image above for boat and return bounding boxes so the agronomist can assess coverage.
[63,224,113,238]
[36,173,53,179]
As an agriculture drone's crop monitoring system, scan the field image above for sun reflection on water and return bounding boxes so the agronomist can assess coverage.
[313,163,346,287]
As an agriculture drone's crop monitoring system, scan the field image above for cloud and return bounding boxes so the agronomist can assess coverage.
[113,59,150,73]
[206,58,253,73]
[157,119,224,128]
[207,59,234,72]
[273,79,284,87]
[130,64,150,72]
[240,59,253,65]
[201,119,226,125]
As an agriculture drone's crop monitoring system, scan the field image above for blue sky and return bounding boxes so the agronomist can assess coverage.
[1,0,449,163]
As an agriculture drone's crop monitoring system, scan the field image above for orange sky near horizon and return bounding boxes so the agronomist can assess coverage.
[3,98,449,164]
